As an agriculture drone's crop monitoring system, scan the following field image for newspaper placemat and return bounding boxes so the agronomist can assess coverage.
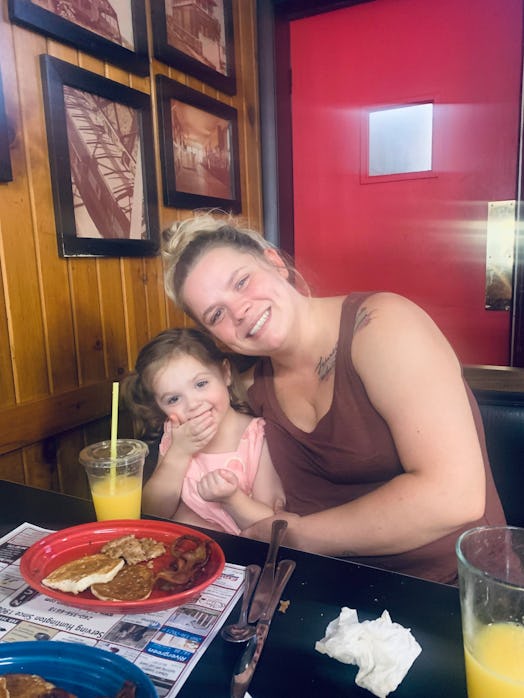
[0,522,245,696]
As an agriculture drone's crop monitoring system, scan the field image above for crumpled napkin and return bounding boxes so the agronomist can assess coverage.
[315,607,421,698]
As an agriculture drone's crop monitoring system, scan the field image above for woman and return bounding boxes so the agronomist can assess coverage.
[161,212,505,583]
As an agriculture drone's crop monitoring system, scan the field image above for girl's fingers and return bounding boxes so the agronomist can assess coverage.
[217,468,238,485]
[191,422,218,445]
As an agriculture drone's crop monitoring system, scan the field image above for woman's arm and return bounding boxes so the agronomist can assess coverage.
[243,293,486,556]
[250,440,286,511]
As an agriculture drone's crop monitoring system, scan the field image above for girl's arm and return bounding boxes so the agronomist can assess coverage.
[173,500,226,532]
[142,412,219,519]
[243,293,486,556]
[141,449,190,519]
[198,443,285,530]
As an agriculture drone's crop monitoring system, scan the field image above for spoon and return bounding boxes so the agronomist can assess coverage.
[221,564,261,643]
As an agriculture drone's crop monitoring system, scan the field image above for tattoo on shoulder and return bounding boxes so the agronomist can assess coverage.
[315,343,338,381]
[354,306,375,333]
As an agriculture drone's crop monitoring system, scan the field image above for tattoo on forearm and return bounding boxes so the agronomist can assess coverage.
[354,306,374,333]
[316,343,338,381]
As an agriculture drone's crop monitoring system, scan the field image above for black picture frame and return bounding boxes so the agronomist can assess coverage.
[151,0,236,95]
[9,0,149,77]
[40,54,159,258]
[156,74,241,213]
[0,69,13,183]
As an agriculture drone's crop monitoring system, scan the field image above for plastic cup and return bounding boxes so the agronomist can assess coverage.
[79,439,148,521]
[456,525,524,698]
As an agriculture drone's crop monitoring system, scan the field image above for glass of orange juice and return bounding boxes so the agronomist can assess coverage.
[456,526,524,698]
[79,439,148,521]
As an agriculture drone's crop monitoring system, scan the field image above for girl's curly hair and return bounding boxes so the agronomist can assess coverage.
[121,327,252,441]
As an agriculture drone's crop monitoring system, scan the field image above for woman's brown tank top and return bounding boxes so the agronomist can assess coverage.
[248,292,506,583]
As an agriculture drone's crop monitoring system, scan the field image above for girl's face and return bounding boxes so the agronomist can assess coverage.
[181,246,294,356]
[152,354,231,424]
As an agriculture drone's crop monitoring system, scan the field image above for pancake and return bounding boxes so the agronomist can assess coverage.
[2,674,56,698]
[41,554,124,594]
[90,563,154,601]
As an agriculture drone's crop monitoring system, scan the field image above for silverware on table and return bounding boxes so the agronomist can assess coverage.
[247,519,288,623]
[221,563,261,643]
[230,559,296,698]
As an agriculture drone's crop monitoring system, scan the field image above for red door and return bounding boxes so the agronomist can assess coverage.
[290,0,523,365]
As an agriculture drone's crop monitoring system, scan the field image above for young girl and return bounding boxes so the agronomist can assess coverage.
[122,328,285,535]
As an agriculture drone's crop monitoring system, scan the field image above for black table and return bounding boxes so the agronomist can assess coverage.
[0,481,467,697]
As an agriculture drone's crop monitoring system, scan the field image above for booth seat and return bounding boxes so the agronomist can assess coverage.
[473,388,524,528]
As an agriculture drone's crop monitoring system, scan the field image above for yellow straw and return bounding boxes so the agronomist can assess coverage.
[110,381,119,493]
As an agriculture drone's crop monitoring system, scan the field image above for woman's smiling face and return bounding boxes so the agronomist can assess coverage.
[181,246,293,355]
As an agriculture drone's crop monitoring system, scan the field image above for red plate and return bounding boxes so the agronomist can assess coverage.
[20,519,225,614]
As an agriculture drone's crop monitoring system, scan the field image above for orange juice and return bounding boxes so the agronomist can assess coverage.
[90,475,142,520]
[464,622,524,698]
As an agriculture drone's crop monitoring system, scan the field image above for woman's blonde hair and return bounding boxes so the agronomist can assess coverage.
[122,327,252,440]
[162,212,283,316]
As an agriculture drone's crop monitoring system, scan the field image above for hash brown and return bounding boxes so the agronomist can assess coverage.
[100,536,166,565]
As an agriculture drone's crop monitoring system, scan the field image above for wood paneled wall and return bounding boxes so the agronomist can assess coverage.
[0,1,262,498]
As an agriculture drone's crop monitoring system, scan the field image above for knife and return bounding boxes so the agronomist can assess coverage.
[230,559,296,698]
[248,519,288,623]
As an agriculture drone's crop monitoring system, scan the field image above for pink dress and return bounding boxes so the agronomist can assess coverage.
[159,417,266,534]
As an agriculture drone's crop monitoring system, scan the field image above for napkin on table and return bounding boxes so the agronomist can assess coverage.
[315,607,421,698]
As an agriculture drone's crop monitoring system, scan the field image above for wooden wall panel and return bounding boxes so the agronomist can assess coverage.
[1,29,49,402]
[98,259,128,379]
[37,226,78,393]
[0,232,16,408]
[69,260,106,384]
[0,0,262,496]
[56,429,89,499]
[23,442,58,490]
[122,259,150,369]
[0,451,24,483]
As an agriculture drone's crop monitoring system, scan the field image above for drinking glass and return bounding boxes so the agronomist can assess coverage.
[79,439,148,521]
[456,525,524,698]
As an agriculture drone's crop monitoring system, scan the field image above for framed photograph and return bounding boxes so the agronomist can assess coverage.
[151,0,235,95]
[156,75,241,213]
[0,69,13,183]
[40,54,159,257]
[8,0,149,77]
